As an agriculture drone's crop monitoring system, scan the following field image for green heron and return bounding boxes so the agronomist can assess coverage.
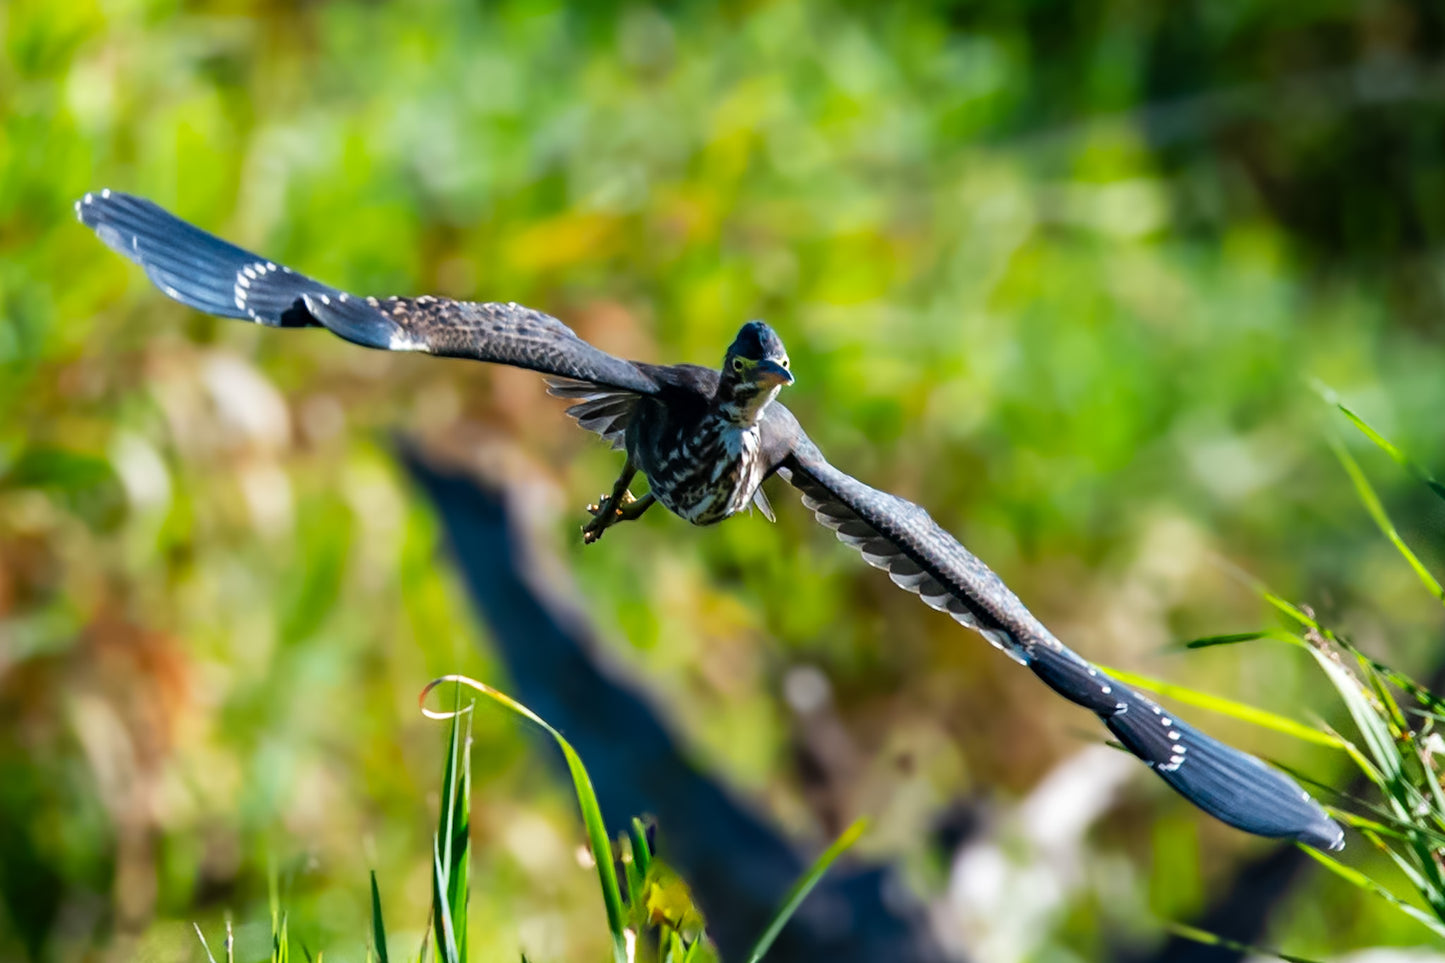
[78,190,1344,851]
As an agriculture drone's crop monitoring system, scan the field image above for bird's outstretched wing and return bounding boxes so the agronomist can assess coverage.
[773,417,1343,850]
[76,190,662,408]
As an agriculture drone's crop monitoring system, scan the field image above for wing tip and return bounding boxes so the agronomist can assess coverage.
[75,186,112,221]
[1103,689,1345,849]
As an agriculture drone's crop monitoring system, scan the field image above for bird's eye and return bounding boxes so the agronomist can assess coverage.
[731,358,744,372]
[781,358,790,369]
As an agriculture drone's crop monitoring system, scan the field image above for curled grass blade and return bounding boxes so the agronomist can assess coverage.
[1096,666,1344,749]
[746,818,867,963]
[422,675,629,963]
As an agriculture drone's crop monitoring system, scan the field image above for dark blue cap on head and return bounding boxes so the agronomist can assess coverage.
[729,320,786,361]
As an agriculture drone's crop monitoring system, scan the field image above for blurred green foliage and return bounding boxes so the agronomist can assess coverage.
[3,0,1445,960]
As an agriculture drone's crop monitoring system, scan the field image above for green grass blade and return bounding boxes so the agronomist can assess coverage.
[1411,741,1445,833]
[1330,397,1445,503]
[370,871,389,963]
[431,836,461,963]
[681,934,708,963]
[1373,832,1445,916]
[1184,627,1305,650]
[431,691,470,963]
[449,708,472,963]
[274,913,289,963]
[1096,666,1345,749]
[1259,590,1323,632]
[1325,633,1445,717]
[624,860,646,933]
[626,816,655,929]
[1330,437,1445,605]
[1302,847,1445,939]
[427,685,473,954]
[1164,922,1325,963]
[624,819,650,929]
[745,818,867,963]
[268,855,288,963]
[423,676,629,963]
[1332,807,1445,851]
[1183,631,1274,649]
[630,817,653,879]
[1307,648,1408,814]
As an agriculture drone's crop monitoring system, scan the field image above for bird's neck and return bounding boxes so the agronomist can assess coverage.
[712,379,779,427]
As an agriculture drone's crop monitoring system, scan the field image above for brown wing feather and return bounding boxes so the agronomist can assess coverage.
[305,294,662,396]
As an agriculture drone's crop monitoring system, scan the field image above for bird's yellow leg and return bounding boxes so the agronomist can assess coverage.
[616,492,656,521]
[583,460,641,544]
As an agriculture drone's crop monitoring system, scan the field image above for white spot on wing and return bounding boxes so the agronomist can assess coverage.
[388,329,429,352]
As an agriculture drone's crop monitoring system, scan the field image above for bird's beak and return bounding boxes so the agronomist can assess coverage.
[755,359,794,387]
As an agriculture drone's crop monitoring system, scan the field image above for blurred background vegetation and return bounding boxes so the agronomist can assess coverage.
[4,0,1445,960]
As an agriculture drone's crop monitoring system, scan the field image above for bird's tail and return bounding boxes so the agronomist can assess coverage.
[76,189,338,328]
[1027,639,1344,850]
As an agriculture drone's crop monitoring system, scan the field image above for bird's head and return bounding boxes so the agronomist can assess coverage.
[717,320,793,424]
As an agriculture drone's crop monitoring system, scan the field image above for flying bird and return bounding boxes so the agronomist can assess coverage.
[77,189,1345,851]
